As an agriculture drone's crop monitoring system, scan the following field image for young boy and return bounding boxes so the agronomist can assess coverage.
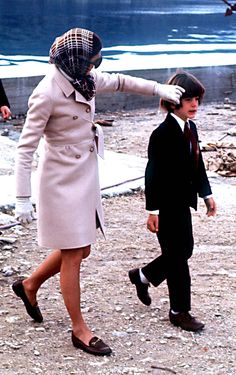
[129,71,216,332]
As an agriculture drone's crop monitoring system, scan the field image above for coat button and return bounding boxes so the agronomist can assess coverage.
[75,154,81,159]
[90,146,94,152]
[73,116,78,120]
[86,107,91,113]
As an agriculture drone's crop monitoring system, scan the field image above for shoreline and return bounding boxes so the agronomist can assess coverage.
[2,65,236,116]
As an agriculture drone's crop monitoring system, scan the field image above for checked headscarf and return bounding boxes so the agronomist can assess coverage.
[49,28,102,101]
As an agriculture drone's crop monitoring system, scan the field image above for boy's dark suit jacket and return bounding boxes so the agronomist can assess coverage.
[145,113,212,212]
[0,79,10,108]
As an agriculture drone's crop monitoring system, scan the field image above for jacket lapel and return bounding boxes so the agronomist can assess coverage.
[165,113,184,138]
[53,65,93,106]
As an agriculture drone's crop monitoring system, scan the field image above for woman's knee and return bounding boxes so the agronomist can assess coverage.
[60,248,83,267]
[82,246,91,259]
[60,246,90,265]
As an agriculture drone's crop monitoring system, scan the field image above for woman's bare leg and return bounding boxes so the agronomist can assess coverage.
[22,249,62,305]
[60,245,93,345]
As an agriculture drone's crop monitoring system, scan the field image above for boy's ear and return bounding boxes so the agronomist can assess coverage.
[170,103,177,111]
[173,101,182,110]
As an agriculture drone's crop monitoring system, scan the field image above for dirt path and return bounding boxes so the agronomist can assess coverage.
[0,103,235,375]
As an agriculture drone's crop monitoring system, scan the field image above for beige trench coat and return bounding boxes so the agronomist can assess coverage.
[15,65,157,249]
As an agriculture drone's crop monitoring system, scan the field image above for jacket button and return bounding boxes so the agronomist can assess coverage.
[75,154,81,159]
[73,116,78,120]
[86,108,91,113]
[90,146,94,152]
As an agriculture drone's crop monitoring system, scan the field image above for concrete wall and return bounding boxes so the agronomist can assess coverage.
[2,65,236,116]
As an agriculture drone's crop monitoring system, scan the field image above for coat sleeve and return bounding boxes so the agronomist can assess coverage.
[145,130,164,211]
[190,121,212,198]
[196,151,212,198]
[0,79,10,108]
[15,89,53,197]
[93,71,157,96]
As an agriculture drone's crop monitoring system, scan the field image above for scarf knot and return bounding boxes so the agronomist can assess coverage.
[72,75,96,101]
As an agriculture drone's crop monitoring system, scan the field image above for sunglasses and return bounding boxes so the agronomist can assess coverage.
[78,55,102,69]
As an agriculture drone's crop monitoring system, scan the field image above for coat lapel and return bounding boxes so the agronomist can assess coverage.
[165,113,184,138]
[53,65,92,106]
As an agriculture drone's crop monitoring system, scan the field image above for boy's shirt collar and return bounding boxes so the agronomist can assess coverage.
[170,112,188,132]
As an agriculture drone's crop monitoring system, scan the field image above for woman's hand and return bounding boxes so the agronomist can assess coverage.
[15,197,36,224]
[155,83,185,104]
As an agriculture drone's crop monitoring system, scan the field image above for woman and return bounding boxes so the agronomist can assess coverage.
[12,28,184,356]
[0,79,11,119]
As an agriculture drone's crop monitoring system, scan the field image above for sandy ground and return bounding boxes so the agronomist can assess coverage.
[0,103,235,375]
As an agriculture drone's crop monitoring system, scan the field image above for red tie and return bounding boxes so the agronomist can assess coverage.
[184,122,199,167]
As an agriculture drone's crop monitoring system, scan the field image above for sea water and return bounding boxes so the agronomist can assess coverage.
[0,0,236,77]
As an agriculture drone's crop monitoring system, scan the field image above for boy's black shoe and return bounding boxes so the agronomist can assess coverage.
[128,268,151,306]
[169,311,204,332]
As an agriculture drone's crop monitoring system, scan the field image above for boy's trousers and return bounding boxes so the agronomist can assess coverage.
[142,207,194,312]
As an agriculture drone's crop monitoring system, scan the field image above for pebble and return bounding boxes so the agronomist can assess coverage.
[115,305,122,312]
[126,327,138,334]
[35,327,46,332]
[160,340,168,344]
[163,333,177,339]
[5,341,22,350]
[81,306,93,313]
[112,330,128,337]
[63,356,76,360]
[0,213,16,225]
[31,367,43,374]
[2,245,13,250]
[0,310,9,316]
[150,317,158,323]
[2,265,15,276]
[0,236,17,244]
[6,316,19,323]
[125,341,133,347]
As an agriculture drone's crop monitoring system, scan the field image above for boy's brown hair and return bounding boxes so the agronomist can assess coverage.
[160,71,205,112]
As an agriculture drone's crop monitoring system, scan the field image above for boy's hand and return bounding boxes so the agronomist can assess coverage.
[205,197,217,217]
[147,214,159,233]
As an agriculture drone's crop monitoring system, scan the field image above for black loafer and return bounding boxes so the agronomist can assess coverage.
[128,268,151,306]
[12,279,43,323]
[169,311,204,332]
[72,332,112,356]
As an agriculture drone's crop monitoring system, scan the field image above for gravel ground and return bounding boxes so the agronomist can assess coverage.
[0,103,235,375]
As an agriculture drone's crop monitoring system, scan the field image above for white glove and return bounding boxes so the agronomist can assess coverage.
[155,83,185,104]
[15,197,36,224]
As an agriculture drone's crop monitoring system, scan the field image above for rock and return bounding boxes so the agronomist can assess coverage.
[0,309,9,316]
[112,330,129,337]
[0,213,17,226]
[0,236,17,244]
[1,265,15,276]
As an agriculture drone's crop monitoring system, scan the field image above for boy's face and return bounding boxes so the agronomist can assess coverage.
[173,97,199,121]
